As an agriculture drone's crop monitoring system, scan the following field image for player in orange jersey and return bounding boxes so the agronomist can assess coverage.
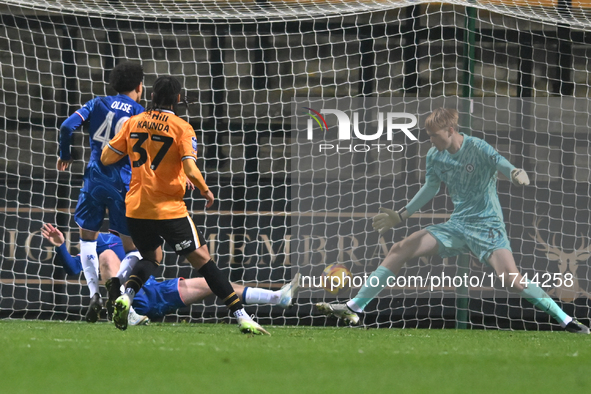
[101,76,269,335]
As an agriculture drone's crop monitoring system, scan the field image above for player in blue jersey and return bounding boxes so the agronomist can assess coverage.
[41,223,300,322]
[317,108,589,334]
[57,62,145,323]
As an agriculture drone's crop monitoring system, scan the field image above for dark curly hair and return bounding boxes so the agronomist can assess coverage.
[109,62,144,93]
[149,76,182,111]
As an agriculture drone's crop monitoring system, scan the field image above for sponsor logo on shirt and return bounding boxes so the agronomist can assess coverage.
[191,137,198,155]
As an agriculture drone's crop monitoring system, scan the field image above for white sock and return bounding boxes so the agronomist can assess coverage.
[346,299,363,313]
[117,251,141,283]
[560,315,573,328]
[233,308,251,321]
[243,287,281,305]
[80,240,99,296]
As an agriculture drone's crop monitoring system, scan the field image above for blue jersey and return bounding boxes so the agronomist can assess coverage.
[59,94,144,184]
[425,134,512,222]
[61,95,145,234]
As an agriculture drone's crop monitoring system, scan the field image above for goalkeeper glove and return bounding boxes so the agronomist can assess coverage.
[510,168,530,186]
[372,207,409,235]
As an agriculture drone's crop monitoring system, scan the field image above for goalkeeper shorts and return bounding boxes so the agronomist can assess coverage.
[425,219,512,264]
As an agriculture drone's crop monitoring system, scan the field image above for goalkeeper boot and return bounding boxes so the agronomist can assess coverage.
[278,273,301,308]
[113,294,131,331]
[105,277,121,321]
[128,306,150,326]
[85,293,103,323]
[565,320,590,334]
[316,302,359,325]
[238,319,271,336]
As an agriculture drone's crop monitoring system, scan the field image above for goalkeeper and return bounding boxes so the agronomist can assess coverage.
[317,107,589,334]
[41,223,299,322]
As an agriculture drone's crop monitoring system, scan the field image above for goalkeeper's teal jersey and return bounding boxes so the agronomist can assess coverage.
[426,134,510,221]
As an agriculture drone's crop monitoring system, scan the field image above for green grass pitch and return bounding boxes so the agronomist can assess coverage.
[1,320,590,393]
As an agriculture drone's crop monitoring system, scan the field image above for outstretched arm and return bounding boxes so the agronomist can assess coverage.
[373,150,441,234]
[495,156,529,186]
[372,177,440,234]
[405,176,441,216]
[41,223,83,275]
[495,156,514,180]
[483,140,530,186]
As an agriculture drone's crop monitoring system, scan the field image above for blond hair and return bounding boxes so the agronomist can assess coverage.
[424,108,459,132]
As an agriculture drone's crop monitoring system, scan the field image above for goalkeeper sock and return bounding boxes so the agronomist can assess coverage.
[198,259,243,313]
[347,266,395,313]
[243,287,280,305]
[80,239,99,296]
[117,251,141,283]
[519,281,571,326]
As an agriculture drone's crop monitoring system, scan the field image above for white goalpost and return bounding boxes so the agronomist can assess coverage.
[1,0,590,330]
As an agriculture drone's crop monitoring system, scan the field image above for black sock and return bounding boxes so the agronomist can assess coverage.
[106,277,121,302]
[124,259,158,301]
[198,259,243,313]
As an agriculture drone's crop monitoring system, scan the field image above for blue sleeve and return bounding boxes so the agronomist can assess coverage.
[54,244,83,275]
[405,150,441,215]
[495,157,515,180]
[479,139,515,179]
[59,100,93,160]
[405,177,441,215]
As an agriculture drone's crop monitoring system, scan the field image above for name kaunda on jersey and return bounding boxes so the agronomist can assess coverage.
[137,120,170,132]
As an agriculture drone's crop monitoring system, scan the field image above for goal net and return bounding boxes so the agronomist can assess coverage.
[1,0,590,330]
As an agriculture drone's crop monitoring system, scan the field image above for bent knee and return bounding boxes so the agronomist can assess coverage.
[387,239,413,259]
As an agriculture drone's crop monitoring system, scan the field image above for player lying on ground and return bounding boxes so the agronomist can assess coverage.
[42,223,300,322]
[317,108,589,334]
[42,223,148,325]
[57,62,145,323]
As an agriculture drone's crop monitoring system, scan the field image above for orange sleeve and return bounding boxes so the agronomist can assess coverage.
[179,125,198,163]
[179,125,208,192]
[108,119,130,156]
